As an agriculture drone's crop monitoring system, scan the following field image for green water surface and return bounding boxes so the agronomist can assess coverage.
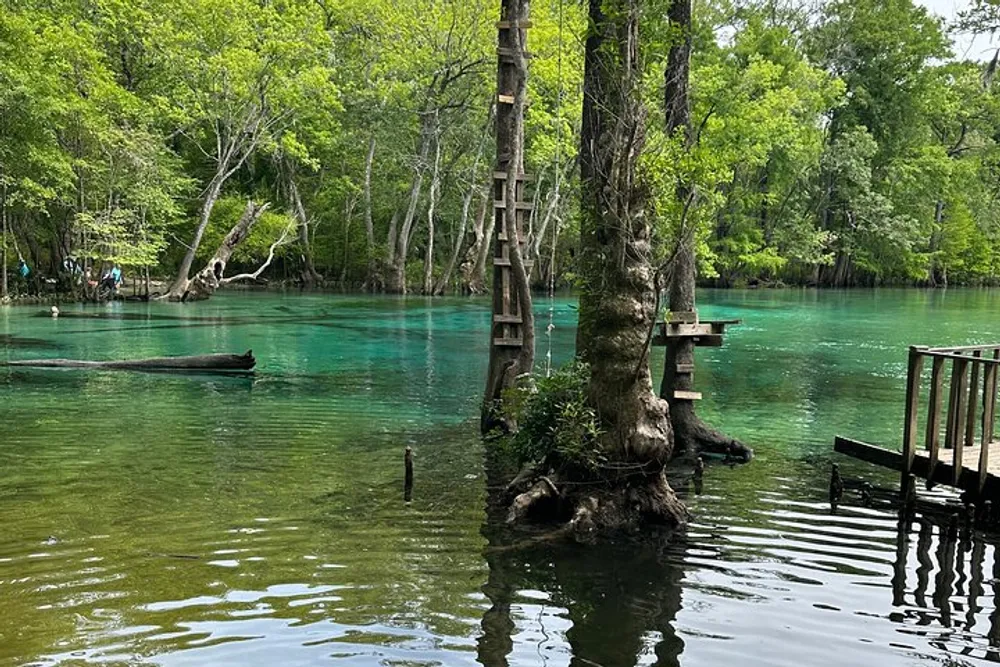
[2,289,1000,666]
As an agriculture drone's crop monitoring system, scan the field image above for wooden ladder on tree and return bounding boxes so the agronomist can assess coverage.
[490,15,533,351]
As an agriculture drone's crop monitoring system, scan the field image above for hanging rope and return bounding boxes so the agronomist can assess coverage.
[544,0,565,378]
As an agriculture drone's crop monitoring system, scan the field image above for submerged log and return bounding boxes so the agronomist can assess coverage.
[6,350,255,372]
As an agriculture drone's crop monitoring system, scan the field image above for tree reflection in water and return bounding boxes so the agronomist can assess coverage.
[478,519,686,667]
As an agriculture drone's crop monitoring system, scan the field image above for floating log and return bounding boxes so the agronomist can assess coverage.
[5,350,255,372]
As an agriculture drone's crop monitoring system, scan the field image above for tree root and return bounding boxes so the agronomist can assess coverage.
[501,468,688,542]
[671,402,752,463]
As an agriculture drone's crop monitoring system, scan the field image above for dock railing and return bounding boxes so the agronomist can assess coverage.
[902,345,1000,491]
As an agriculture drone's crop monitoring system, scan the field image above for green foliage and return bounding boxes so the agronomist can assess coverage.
[501,361,604,472]
[5,0,1000,290]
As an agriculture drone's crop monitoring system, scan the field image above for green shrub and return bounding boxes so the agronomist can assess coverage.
[501,360,605,472]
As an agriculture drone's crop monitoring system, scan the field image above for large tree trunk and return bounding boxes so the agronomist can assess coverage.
[659,0,750,463]
[481,0,535,432]
[501,0,686,537]
[576,0,682,518]
[178,201,269,302]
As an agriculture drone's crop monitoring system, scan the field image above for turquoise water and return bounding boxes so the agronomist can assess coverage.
[2,289,1000,665]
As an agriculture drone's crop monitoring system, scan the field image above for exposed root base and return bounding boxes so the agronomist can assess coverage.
[672,404,753,464]
[502,468,689,543]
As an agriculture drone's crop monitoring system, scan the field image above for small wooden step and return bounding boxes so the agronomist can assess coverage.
[498,47,534,60]
[493,200,534,210]
[673,390,702,401]
[493,314,522,324]
[668,311,698,324]
[493,337,523,347]
[675,363,695,374]
[496,20,533,29]
[492,257,534,267]
[493,171,535,182]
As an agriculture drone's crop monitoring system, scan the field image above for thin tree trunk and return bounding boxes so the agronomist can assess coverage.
[659,0,750,462]
[341,197,356,287]
[388,112,435,294]
[436,181,482,295]
[423,121,442,295]
[460,187,491,294]
[1,181,7,300]
[364,135,377,290]
[288,173,321,287]
[482,0,535,433]
[929,200,945,287]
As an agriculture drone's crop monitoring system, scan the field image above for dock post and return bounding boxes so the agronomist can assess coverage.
[404,446,414,502]
[902,346,926,491]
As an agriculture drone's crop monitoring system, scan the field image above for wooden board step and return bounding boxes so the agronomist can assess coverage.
[492,257,534,267]
[498,94,515,105]
[498,47,534,60]
[668,311,698,324]
[493,171,535,182]
[675,363,695,374]
[496,20,533,28]
[493,337,523,347]
[493,314,522,324]
[496,231,526,243]
[673,390,702,401]
[493,200,534,210]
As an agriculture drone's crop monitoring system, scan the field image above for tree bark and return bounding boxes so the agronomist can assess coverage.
[573,0,686,529]
[481,0,535,432]
[435,179,482,295]
[363,135,379,290]
[461,187,492,294]
[340,197,356,287]
[388,112,434,294]
[288,171,321,287]
[423,120,442,294]
[1,181,7,300]
[659,0,750,462]
[167,173,225,299]
[178,200,270,301]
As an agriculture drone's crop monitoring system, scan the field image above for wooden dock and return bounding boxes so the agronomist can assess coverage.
[836,344,1000,500]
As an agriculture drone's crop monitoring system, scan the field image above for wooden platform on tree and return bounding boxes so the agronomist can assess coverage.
[651,318,740,347]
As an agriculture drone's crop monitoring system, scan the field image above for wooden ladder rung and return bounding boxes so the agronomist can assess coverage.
[496,231,526,243]
[493,337,523,347]
[498,94,515,104]
[493,200,534,210]
[674,390,702,401]
[668,311,698,324]
[494,314,522,324]
[675,363,695,374]
[493,171,534,182]
[496,20,533,29]
[492,257,534,267]
[498,47,534,60]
